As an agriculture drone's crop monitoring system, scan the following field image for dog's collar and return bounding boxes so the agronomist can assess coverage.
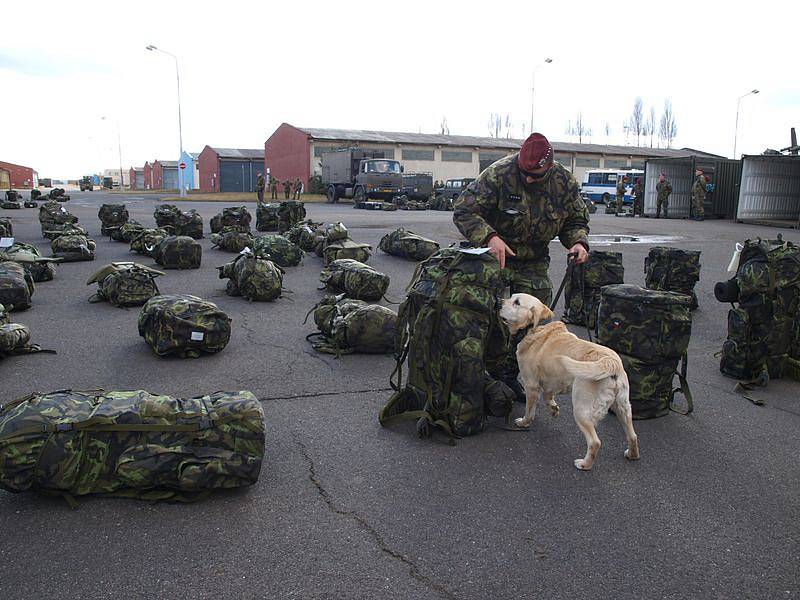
[518,316,555,338]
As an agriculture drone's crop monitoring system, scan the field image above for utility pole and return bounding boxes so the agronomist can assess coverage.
[530,58,553,135]
[733,89,759,159]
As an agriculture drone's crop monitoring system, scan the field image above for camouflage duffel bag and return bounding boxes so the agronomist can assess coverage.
[98,203,129,236]
[278,200,306,232]
[320,259,389,301]
[154,204,180,228]
[378,227,440,261]
[597,284,693,417]
[1,201,21,209]
[287,220,323,252]
[23,199,38,208]
[0,389,264,503]
[42,222,87,241]
[645,246,701,310]
[138,294,231,357]
[0,242,60,282]
[323,238,372,265]
[399,200,428,211]
[153,235,202,270]
[112,219,145,242]
[256,203,280,232]
[51,233,96,262]
[218,253,283,302]
[0,218,12,237]
[210,228,254,253]
[210,206,252,233]
[175,209,204,239]
[563,250,624,329]
[307,294,397,355]
[0,261,34,311]
[0,323,55,358]
[87,262,164,307]
[251,234,303,267]
[130,228,171,256]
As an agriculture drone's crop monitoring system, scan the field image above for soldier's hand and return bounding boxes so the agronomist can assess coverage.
[569,243,589,265]
[487,235,515,268]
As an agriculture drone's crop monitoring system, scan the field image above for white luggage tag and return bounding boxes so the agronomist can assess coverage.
[0,237,13,248]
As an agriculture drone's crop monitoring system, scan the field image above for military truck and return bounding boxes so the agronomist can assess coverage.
[79,176,94,192]
[434,178,475,202]
[321,148,403,203]
[401,173,433,200]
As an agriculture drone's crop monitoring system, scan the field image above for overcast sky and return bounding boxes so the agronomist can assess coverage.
[1,1,797,179]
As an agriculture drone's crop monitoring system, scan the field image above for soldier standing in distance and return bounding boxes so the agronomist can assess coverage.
[691,168,706,221]
[615,175,628,215]
[655,173,672,218]
[632,177,644,216]
[270,176,278,200]
[293,177,302,200]
[283,179,292,200]
[256,172,265,204]
[453,132,590,399]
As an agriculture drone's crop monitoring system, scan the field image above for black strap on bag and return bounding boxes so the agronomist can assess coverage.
[669,353,694,415]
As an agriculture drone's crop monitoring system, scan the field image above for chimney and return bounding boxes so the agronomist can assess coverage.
[791,128,798,155]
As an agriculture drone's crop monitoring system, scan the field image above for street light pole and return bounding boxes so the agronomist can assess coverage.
[733,89,759,159]
[530,58,553,135]
[147,44,186,197]
[101,117,124,190]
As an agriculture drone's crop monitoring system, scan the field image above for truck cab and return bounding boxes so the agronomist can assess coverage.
[322,148,404,203]
[79,176,94,192]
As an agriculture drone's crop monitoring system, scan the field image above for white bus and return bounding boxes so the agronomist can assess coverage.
[580,169,644,204]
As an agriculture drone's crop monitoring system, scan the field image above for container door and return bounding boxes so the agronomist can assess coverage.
[220,161,246,192]
[163,167,179,190]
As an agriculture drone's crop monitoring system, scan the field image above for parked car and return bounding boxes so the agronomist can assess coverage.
[435,178,475,202]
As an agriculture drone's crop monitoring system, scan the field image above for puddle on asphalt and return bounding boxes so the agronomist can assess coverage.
[588,234,685,245]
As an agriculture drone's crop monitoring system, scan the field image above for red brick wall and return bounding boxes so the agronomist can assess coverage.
[143,162,152,190]
[198,146,220,192]
[0,161,36,188]
[152,161,164,189]
[264,123,310,187]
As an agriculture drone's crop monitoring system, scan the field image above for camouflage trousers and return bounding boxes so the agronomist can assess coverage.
[692,195,705,218]
[271,189,278,199]
[616,194,624,214]
[257,188,264,203]
[656,197,669,218]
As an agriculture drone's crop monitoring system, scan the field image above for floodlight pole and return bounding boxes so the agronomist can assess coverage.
[530,58,553,135]
[101,116,124,190]
[733,89,759,159]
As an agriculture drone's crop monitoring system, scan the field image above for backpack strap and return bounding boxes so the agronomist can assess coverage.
[669,352,693,415]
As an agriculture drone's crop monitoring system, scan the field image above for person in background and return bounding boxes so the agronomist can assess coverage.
[691,168,706,221]
[283,178,292,200]
[616,175,628,216]
[256,172,265,204]
[655,173,672,218]
[293,177,302,200]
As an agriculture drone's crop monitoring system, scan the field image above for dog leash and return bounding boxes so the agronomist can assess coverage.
[549,252,578,311]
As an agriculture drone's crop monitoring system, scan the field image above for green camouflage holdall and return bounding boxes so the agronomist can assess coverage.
[0,218,12,237]
[0,261,34,311]
[278,200,306,232]
[218,252,284,302]
[307,294,397,355]
[98,204,129,237]
[645,246,701,310]
[210,227,254,253]
[111,219,145,243]
[130,228,171,256]
[87,262,164,307]
[39,201,78,238]
[138,294,231,357]
[153,235,202,270]
[251,234,304,267]
[1,201,21,209]
[563,251,624,329]
[0,242,60,282]
[0,322,55,358]
[320,258,389,301]
[379,248,514,439]
[597,284,693,418]
[154,204,181,228]
[256,203,280,232]
[0,389,264,504]
[210,206,252,233]
[176,209,204,239]
[287,220,323,252]
[51,232,96,262]
[378,227,440,261]
[323,238,372,265]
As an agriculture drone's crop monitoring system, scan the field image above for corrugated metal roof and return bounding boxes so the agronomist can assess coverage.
[157,160,180,167]
[210,147,264,159]
[296,126,722,159]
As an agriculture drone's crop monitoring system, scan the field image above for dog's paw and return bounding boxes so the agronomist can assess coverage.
[574,458,592,471]
[549,403,560,418]
[514,417,532,428]
[624,448,640,461]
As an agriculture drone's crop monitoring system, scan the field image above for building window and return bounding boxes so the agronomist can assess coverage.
[402,148,435,161]
[630,161,645,169]
[575,157,600,168]
[479,151,508,162]
[442,150,473,162]
[604,158,629,168]
[555,153,572,165]
[371,148,395,159]
[314,146,341,157]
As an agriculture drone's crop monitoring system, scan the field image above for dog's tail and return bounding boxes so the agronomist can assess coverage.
[558,356,620,381]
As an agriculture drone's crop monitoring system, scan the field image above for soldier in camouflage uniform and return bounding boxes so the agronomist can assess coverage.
[293,177,302,200]
[256,173,265,204]
[269,176,279,200]
[615,176,628,215]
[283,179,292,200]
[655,173,672,218]
[632,178,644,216]
[453,132,590,398]
[691,169,706,221]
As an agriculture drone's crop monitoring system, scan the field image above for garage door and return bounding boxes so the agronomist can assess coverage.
[220,160,259,193]
[135,172,144,189]
[0,169,9,190]
[163,167,179,190]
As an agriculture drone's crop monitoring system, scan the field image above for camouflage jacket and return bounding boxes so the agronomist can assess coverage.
[692,175,707,200]
[616,180,626,197]
[282,180,292,190]
[269,179,278,190]
[293,179,302,192]
[256,175,265,190]
[633,182,644,199]
[656,180,672,199]
[453,156,589,262]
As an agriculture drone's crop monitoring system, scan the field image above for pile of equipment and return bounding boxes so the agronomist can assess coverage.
[48,188,70,201]
[277,200,306,232]
[111,219,145,243]
[0,241,59,282]
[130,227,170,256]
[98,204,130,237]
[210,206,252,233]
[50,226,96,262]
[153,204,203,239]
[39,201,79,239]
[314,222,372,265]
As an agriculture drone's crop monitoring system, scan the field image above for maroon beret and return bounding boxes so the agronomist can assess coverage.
[519,133,553,171]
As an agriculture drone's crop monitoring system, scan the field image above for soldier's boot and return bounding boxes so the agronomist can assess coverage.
[663,207,668,219]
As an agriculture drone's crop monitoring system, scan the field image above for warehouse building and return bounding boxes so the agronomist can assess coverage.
[152,160,180,190]
[0,160,38,189]
[264,123,721,189]
[198,146,264,193]
[129,167,144,190]
[179,151,201,190]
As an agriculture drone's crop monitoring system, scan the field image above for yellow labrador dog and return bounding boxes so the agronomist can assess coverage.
[500,293,640,470]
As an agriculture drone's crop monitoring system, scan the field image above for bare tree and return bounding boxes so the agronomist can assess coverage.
[647,107,656,147]
[567,112,591,143]
[440,116,449,136]
[488,113,502,138]
[629,97,645,146]
[622,121,630,145]
[659,99,678,148]
[504,114,512,138]
[604,121,612,142]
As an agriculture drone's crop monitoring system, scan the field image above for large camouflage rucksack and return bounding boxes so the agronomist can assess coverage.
[428,196,454,211]
[210,206,252,233]
[0,261,34,311]
[716,238,800,383]
[98,204,129,236]
[5,190,20,202]
[130,228,171,256]
[287,220,323,252]
[645,247,701,310]
[87,262,164,307]
[251,234,303,267]
[218,252,284,302]
[320,259,389,301]
[1,200,21,209]
[379,227,440,261]
[30,190,42,201]
[111,219,145,242]
[210,228,254,253]
[278,200,306,232]
[48,188,70,201]
[0,322,55,359]
[0,218,12,237]
[51,232,96,262]
[313,223,372,264]
[0,241,60,282]
[379,248,514,438]
[154,204,181,228]
[155,204,203,238]
[138,294,231,357]
[153,236,202,270]
[39,201,78,238]
[562,251,624,329]
[0,389,264,504]
[597,284,693,418]
[307,294,397,355]
[256,203,280,232]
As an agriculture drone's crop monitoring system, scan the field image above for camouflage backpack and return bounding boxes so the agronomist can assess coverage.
[323,238,372,265]
[399,200,428,211]
[30,190,42,201]
[379,248,514,439]
[218,252,284,302]
[51,232,96,262]
[98,204,129,236]
[0,261,35,311]
[562,251,624,329]
[87,262,164,307]
[307,294,397,355]
[23,199,38,208]
[251,234,304,267]
[278,200,306,232]
[716,239,800,383]
[597,284,693,418]
[0,389,264,504]
[48,188,70,201]
[429,196,454,211]
[1,200,21,209]
[320,259,389,301]
[153,235,202,270]
[0,322,55,358]
[39,202,78,238]
[111,219,145,243]
[210,206,252,233]
[5,190,20,202]
[256,203,280,232]
[0,218,12,237]
[175,209,204,239]
[645,247,701,310]
[130,228,171,256]
[378,227,440,261]
[287,220,323,251]
[154,204,181,228]
[0,241,60,282]
[138,294,231,357]
[210,228,254,253]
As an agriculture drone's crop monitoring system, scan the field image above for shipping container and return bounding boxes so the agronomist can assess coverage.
[736,155,800,228]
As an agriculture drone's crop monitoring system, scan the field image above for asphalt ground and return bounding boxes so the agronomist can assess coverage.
[1,191,798,600]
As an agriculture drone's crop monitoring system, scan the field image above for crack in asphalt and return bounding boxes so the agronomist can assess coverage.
[259,387,392,402]
[294,435,457,600]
